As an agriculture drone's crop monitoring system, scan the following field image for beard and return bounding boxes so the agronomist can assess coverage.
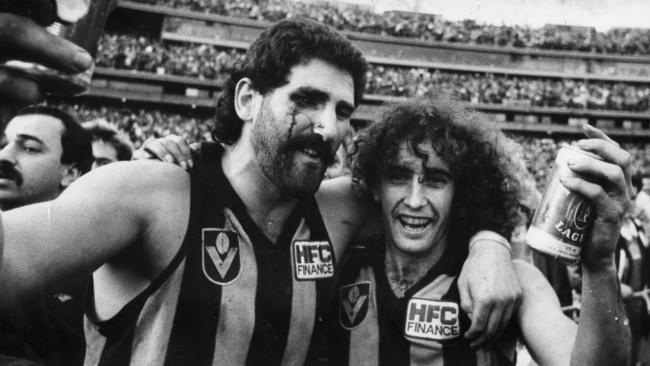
[250,99,336,197]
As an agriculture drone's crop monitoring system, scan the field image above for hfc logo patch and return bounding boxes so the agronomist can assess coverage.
[292,240,335,280]
[405,299,460,341]
[340,282,370,329]
[202,228,241,285]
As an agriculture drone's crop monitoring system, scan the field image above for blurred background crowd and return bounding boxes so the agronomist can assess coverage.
[132,0,650,55]
[96,33,650,112]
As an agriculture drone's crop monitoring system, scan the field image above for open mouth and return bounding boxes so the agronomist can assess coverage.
[397,215,432,233]
[0,171,15,182]
[301,147,322,160]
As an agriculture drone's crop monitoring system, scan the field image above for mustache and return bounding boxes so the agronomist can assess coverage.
[284,134,336,167]
[0,161,22,186]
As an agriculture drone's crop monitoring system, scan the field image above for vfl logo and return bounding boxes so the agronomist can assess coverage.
[340,282,370,329]
[293,240,335,280]
[202,228,241,285]
[405,299,460,341]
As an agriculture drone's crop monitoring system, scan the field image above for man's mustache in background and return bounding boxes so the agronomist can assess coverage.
[0,161,23,186]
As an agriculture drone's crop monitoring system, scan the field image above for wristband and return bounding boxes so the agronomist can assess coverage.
[468,230,511,254]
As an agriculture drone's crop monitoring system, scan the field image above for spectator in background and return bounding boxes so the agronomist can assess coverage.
[633,171,650,236]
[619,175,650,366]
[0,106,92,366]
[83,119,134,168]
[0,106,92,210]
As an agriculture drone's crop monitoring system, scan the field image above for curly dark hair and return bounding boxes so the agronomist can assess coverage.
[351,97,533,249]
[213,17,368,145]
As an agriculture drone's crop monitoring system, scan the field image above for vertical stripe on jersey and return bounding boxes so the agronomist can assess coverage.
[164,223,223,365]
[244,207,302,366]
[282,219,316,366]
[408,274,461,366]
[348,267,380,366]
[129,261,186,365]
[440,278,476,366]
[211,209,258,365]
[83,317,106,366]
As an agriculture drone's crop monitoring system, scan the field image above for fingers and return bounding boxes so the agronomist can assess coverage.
[581,124,618,147]
[565,128,631,206]
[131,144,155,161]
[133,136,193,169]
[0,68,42,104]
[0,13,92,73]
[1,0,58,26]
[565,154,628,196]
[493,300,515,343]
[465,301,492,347]
[465,297,517,348]
[575,139,630,171]
[158,136,193,169]
[459,278,472,315]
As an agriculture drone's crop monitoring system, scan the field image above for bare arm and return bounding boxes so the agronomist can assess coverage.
[516,257,628,366]
[0,160,190,306]
[515,260,576,366]
[519,125,631,366]
[137,136,524,346]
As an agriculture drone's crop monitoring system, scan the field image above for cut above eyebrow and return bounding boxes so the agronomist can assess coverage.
[289,87,329,104]
[289,87,355,112]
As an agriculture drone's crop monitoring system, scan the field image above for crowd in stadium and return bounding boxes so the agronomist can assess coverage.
[96,34,246,81]
[133,0,650,55]
[97,34,650,112]
[51,102,215,148]
[0,1,647,365]
[45,102,650,194]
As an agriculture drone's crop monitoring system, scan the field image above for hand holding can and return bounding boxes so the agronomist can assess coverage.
[526,125,631,268]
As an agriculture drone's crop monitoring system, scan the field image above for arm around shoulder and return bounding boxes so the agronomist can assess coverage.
[317,176,379,257]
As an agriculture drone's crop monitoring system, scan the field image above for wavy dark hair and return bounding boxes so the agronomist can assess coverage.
[351,97,533,250]
[82,119,133,162]
[213,17,368,145]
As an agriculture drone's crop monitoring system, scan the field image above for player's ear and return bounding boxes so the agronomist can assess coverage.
[234,78,260,123]
[60,163,82,190]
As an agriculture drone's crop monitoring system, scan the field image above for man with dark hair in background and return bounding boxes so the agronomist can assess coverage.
[618,171,650,366]
[632,171,650,236]
[0,106,92,210]
[0,106,92,365]
[82,119,133,168]
[0,18,519,365]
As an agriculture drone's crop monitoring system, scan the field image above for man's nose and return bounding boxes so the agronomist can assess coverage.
[0,144,17,164]
[404,176,427,209]
[311,107,339,143]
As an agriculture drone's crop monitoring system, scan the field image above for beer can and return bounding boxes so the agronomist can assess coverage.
[1,0,116,96]
[525,146,598,263]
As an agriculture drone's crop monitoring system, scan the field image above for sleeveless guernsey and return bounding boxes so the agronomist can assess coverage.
[327,243,517,366]
[83,143,335,366]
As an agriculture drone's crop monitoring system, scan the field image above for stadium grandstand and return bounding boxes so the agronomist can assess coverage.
[49,0,650,192]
